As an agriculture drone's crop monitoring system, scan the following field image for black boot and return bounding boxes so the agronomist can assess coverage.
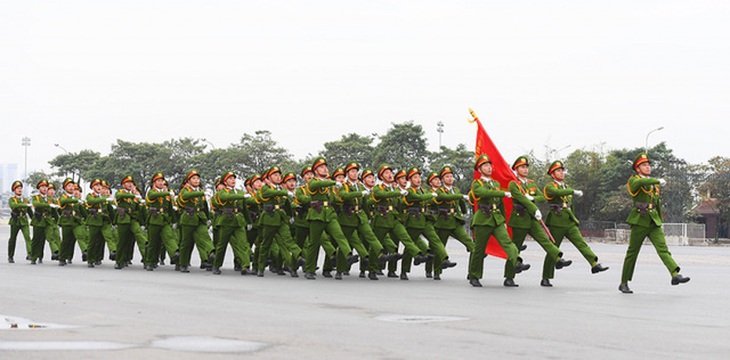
[322,271,332,278]
[304,272,316,280]
[413,254,427,266]
[180,266,190,273]
[335,272,343,280]
[555,258,572,269]
[212,267,221,275]
[8,257,14,263]
[671,274,690,285]
[469,278,482,287]
[433,273,441,280]
[59,260,66,266]
[540,279,553,287]
[591,263,609,274]
[400,273,409,280]
[440,260,457,269]
[241,268,254,275]
[514,262,531,274]
[618,283,633,294]
[368,272,379,280]
[359,271,366,278]
[114,263,123,270]
[503,278,518,287]
[387,271,398,278]
[346,254,359,266]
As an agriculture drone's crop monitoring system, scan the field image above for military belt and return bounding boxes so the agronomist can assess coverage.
[310,200,329,213]
[478,204,499,217]
[148,207,163,218]
[634,202,654,217]
[262,204,280,216]
[548,204,564,216]
[342,204,360,217]
[376,205,394,216]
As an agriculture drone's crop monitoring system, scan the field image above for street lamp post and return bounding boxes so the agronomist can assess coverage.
[645,126,664,153]
[22,137,30,185]
[54,143,70,179]
[201,138,216,150]
[437,121,444,148]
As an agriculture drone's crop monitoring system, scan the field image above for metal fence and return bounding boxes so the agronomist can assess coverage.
[578,221,705,245]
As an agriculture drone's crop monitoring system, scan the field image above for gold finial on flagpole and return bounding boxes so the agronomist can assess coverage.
[468,108,479,123]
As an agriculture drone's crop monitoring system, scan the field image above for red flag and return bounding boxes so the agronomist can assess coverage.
[469,110,516,259]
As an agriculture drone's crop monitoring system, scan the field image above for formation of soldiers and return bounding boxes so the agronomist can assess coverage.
[6,153,690,292]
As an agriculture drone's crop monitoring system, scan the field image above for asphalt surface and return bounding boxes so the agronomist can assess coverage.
[1,225,728,359]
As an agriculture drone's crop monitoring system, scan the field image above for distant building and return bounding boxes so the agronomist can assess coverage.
[0,163,20,193]
[690,196,725,239]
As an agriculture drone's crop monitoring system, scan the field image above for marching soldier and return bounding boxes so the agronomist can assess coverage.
[211,171,252,275]
[619,153,690,294]
[542,161,608,286]
[505,156,571,287]
[292,167,315,249]
[58,178,86,266]
[468,155,530,287]
[303,157,358,279]
[72,183,90,261]
[30,179,54,264]
[244,174,264,274]
[85,178,114,267]
[45,183,62,261]
[402,167,456,280]
[177,170,216,273]
[8,181,31,263]
[144,173,180,271]
[432,166,475,273]
[100,180,118,262]
[423,171,442,278]
[114,175,146,269]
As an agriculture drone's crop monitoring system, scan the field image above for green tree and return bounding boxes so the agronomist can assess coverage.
[48,150,101,185]
[428,143,473,193]
[319,133,376,170]
[700,157,730,241]
[563,149,604,221]
[229,130,293,177]
[373,121,430,171]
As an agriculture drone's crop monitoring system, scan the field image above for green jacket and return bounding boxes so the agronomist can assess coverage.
[256,184,290,226]
[9,196,31,226]
[626,174,662,227]
[58,192,85,226]
[370,183,403,228]
[178,185,210,226]
[305,178,338,222]
[212,188,250,228]
[145,188,173,226]
[31,194,54,227]
[507,179,545,230]
[115,189,142,225]
[402,186,436,229]
[292,185,311,228]
[85,193,112,226]
[469,177,507,228]
[432,186,467,230]
[336,181,370,228]
[543,181,579,228]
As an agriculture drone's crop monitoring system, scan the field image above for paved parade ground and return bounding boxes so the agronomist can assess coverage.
[1,225,729,359]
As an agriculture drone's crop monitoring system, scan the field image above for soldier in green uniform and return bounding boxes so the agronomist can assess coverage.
[619,153,690,294]
[72,183,90,261]
[423,171,442,278]
[292,167,315,250]
[57,178,86,266]
[177,170,216,273]
[210,171,252,275]
[402,167,456,280]
[114,175,145,269]
[30,179,54,264]
[303,157,358,279]
[257,166,306,277]
[244,174,264,274]
[505,156,571,287]
[45,183,62,261]
[468,155,530,287]
[542,161,608,286]
[334,161,392,280]
[144,173,180,271]
[8,181,31,263]
[84,178,114,267]
[432,166,475,265]
[100,180,118,262]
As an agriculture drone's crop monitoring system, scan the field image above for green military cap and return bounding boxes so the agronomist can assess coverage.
[475,154,492,170]
[266,165,282,178]
[36,179,49,189]
[427,171,440,184]
[184,170,200,183]
[311,157,327,171]
[62,178,75,188]
[345,161,360,173]
[214,176,222,186]
[332,167,345,179]
[439,166,454,178]
[248,173,262,184]
[512,156,529,170]
[151,172,165,184]
[394,169,407,180]
[101,180,110,189]
[120,175,135,186]
[360,168,375,180]
[633,153,650,171]
[89,178,102,189]
[48,183,56,190]
[377,164,393,180]
[301,166,313,177]
[547,160,564,175]
[282,171,296,183]
[406,167,420,179]
[221,171,236,183]
[11,180,23,191]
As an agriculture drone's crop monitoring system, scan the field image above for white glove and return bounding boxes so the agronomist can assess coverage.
[246,224,253,231]
[573,190,583,197]
[172,206,179,211]
[334,182,343,188]
[287,191,295,197]
[172,223,178,230]
[135,194,143,200]
[400,189,408,196]
[244,193,252,199]
[139,199,146,204]
[141,226,146,231]
[462,195,470,201]
[106,197,115,203]
[49,203,60,209]
[431,192,438,198]
[534,210,542,221]
[361,189,370,196]
[658,178,667,186]
[206,220,212,227]
[504,192,512,198]
[289,217,295,224]
[524,194,534,201]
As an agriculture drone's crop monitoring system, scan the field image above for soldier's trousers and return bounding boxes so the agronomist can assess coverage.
[30,225,46,261]
[506,222,562,280]
[341,222,384,273]
[621,224,679,283]
[87,223,112,264]
[306,220,350,273]
[116,224,135,266]
[470,225,520,280]
[59,224,85,262]
[374,223,421,272]
[130,221,147,261]
[543,225,598,280]
[180,224,215,267]
[145,224,178,267]
[214,225,250,269]
[8,224,31,259]
[403,225,447,274]
[260,223,302,273]
[45,224,61,256]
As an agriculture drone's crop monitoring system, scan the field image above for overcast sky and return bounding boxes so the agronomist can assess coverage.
[1,0,728,177]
